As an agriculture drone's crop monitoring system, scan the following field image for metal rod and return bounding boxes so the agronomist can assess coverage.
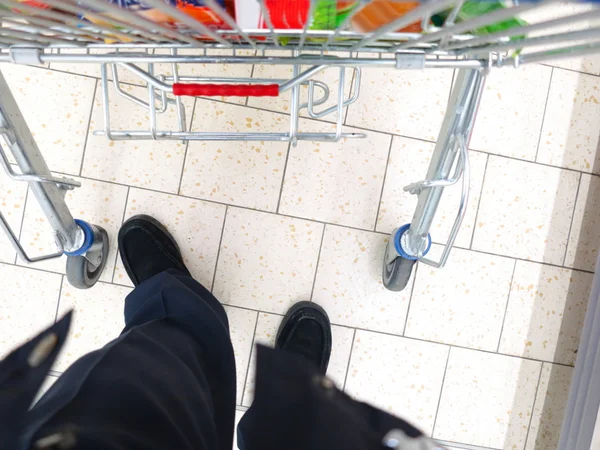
[0,13,107,42]
[515,41,600,66]
[392,1,550,51]
[351,0,457,51]
[324,0,369,47]
[279,64,327,93]
[402,67,484,260]
[0,24,81,45]
[93,130,366,141]
[289,58,301,146]
[257,0,279,47]
[457,26,600,56]
[0,69,83,253]
[440,7,600,52]
[23,0,165,43]
[203,0,255,47]
[298,0,318,50]
[139,0,231,47]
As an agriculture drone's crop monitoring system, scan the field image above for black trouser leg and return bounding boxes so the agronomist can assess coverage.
[29,269,236,450]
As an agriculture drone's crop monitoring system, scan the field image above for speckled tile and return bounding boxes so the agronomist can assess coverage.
[180,100,288,212]
[472,156,580,265]
[520,3,600,76]
[537,68,600,173]
[0,170,28,263]
[82,83,190,193]
[17,176,127,283]
[470,65,552,161]
[242,312,354,406]
[112,188,226,288]
[213,208,323,314]
[406,245,515,351]
[344,330,448,436]
[248,50,353,123]
[525,363,573,450]
[55,281,132,372]
[434,348,542,449]
[346,65,453,141]
[0,264,61,359]
[565,173,600,272]
[224,306,258,406]
[1,64,96,175]
[312,225,411,334]
[279,119,390,229]
[376,136,487,248]
[499,260,592,365]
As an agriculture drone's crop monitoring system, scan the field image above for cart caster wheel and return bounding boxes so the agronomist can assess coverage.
[66,223,109,289]
[383,253,416,292]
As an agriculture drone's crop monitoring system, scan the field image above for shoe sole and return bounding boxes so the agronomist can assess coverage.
[276,301,330,344]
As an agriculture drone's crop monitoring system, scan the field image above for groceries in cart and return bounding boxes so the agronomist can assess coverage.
[7,0,527,44]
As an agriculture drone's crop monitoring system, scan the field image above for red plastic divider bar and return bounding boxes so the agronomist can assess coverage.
[172,83,280,97]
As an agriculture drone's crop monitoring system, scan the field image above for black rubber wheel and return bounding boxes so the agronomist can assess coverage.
[382,246,416,292]
[66,226,109,289]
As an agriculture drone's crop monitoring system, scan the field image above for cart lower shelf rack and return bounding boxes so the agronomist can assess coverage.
[0,0,599,296]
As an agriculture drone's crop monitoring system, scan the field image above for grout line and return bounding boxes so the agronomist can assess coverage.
[41,64,146,88]
[53,275,65,323]
[13,185,30,265]
[239,310,260,407]
[431,346,452,438]
[308,224,327,302]
[341,328,357,392]
[540,63,600,79]
[176,97,197,196]
[534,67,554,163]
[496,259,518,353]
[401,263,419,336]
[468,153,489,250]
[561,172,583,267]
[523,362,545,449]
[434,439,502,450]
[210,205,228,292]
[78,79,98,177]
[372,135,394,232]
[20,171,598,276]
[274,141,293,214]
[111,186,131,284]
[219,304,577,368]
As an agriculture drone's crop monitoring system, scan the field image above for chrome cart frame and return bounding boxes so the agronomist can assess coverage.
[0,0,599,293]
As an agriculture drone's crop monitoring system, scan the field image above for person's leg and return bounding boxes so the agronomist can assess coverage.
[28,215,236,450]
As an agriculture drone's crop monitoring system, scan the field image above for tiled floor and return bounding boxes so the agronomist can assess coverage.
[1,44,600,450]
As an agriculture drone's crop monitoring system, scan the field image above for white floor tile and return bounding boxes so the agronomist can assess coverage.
[472,156,580,265]
[470,65,552,161]
[344,330,449,436]
[0,172,27,263]
[1,64,96,175]
[18,176,128,283]
[242,312,353,406]
[213,208,323,314]
[525,363,573,450]
[224,306,258,406]
[346,65,453,141]
[55,281,131,372]
[279,120,391,229]
[113,188,226,288]
[233,409,244,450]
[82,83,190,193]
[499,260,592,365]
[312,225,411,334]
[33,375,59,406]
[434,348,541,449]
[537,68,600,173]
[565,173,600,272]
[180,100,289,212]
[248,50,353,123]
[406,245,515,351]
[376,136,487,248]
[0,264,61,359]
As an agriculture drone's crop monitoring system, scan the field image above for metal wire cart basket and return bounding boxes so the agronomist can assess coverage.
[0,0,599,292]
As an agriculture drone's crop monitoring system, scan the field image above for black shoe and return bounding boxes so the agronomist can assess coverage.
[276,301,332,375]
[118,214,191,286]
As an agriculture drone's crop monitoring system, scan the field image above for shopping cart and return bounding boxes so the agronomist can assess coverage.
[0,0,599,292]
